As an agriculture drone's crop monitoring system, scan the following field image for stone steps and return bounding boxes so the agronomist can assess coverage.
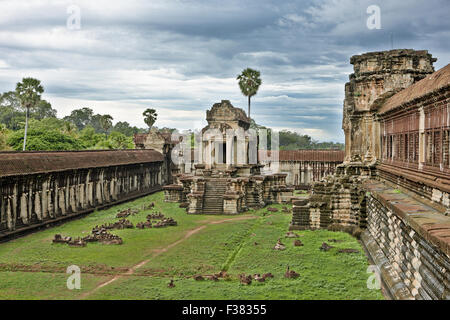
[203,178,227,214]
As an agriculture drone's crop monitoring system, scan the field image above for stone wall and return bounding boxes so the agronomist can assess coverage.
[362,180,449,300]
[259,150,344,188]
[0,150,164,240]
[293,49,450,299]
[342,49,436,164]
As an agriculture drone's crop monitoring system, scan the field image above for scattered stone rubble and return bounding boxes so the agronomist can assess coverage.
[136,221,152,229]
[153,217,177,228]
[116,208,139,219]
[136,212,178,229]
[96,219,134,230]
[147,212,165,220]
[68,237,86,247]
[52,203,178,247]
[89,227,123,245]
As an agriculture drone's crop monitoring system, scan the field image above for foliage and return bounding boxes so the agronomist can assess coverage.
[62,107,94,131]
[6,125,84,151]
[113,121,144,136]
[0,124,11,150]
[98,114,113,135]
[78,126,105,148]
[15,77,45,150]
[279,130,344,150]
[63,108,116,135]
[0,91,56,130]
[143,108,158,130]
[15,78,44,111]
[92,131,134,150]
[237,68,262,118]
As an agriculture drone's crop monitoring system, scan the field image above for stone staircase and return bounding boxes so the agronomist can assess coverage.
[203,178,227,214]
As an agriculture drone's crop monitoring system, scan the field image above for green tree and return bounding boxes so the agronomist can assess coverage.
[7,126,83,151]
[1,91,56,129]
[61,121,78,137]
[237,68,262,118]
[15,78,44,151]
[63,107,94,131]
[33,100,57,120]
[92,131,134,150]
[0,123,11,150]
[113,121,143,136]
[143,108,157,131]
[78,126,105,148]
[108,131,134,149]
[99,114,113,136]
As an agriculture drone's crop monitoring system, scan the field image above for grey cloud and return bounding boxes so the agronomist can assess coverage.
[0,0,448,143]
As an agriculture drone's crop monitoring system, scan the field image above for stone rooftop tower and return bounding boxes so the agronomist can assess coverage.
[201,100,255,172]
[343,49,436,167]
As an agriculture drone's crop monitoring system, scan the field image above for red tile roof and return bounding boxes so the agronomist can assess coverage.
[259,150,344,162]
[379,64,450,114]
[0,149,164,177]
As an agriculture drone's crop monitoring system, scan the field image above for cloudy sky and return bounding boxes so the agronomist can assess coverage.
[0,0,449,142]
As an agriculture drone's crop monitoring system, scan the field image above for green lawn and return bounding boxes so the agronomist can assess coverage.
[0,192,383,300]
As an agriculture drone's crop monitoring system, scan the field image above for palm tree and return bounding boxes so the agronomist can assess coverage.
[15,78,44,151]
[237,68,262,118]
[99,114,113,136]
[143,108,158,131]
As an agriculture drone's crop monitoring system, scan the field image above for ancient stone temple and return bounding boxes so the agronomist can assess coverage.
[0,150,164,240]
[163,100,293,214]
[134,128,179,185]
[291,49,450,300]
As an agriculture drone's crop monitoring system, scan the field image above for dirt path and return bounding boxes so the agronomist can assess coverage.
[79,215,257,299]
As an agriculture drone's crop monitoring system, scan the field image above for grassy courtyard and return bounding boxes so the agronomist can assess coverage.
[0,192,383,300]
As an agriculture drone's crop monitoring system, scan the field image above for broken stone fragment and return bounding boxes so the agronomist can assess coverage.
[68,237,86,247]
[239,274,252,285]
[320,242,334,251]
[273,238,286,250]
[284,266,299,279]
[262,272,274,279]
[52,234,72,244]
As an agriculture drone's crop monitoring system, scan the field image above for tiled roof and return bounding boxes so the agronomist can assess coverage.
[259,150,344,162]
[379,64,450,114]
[0,149,164,177]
